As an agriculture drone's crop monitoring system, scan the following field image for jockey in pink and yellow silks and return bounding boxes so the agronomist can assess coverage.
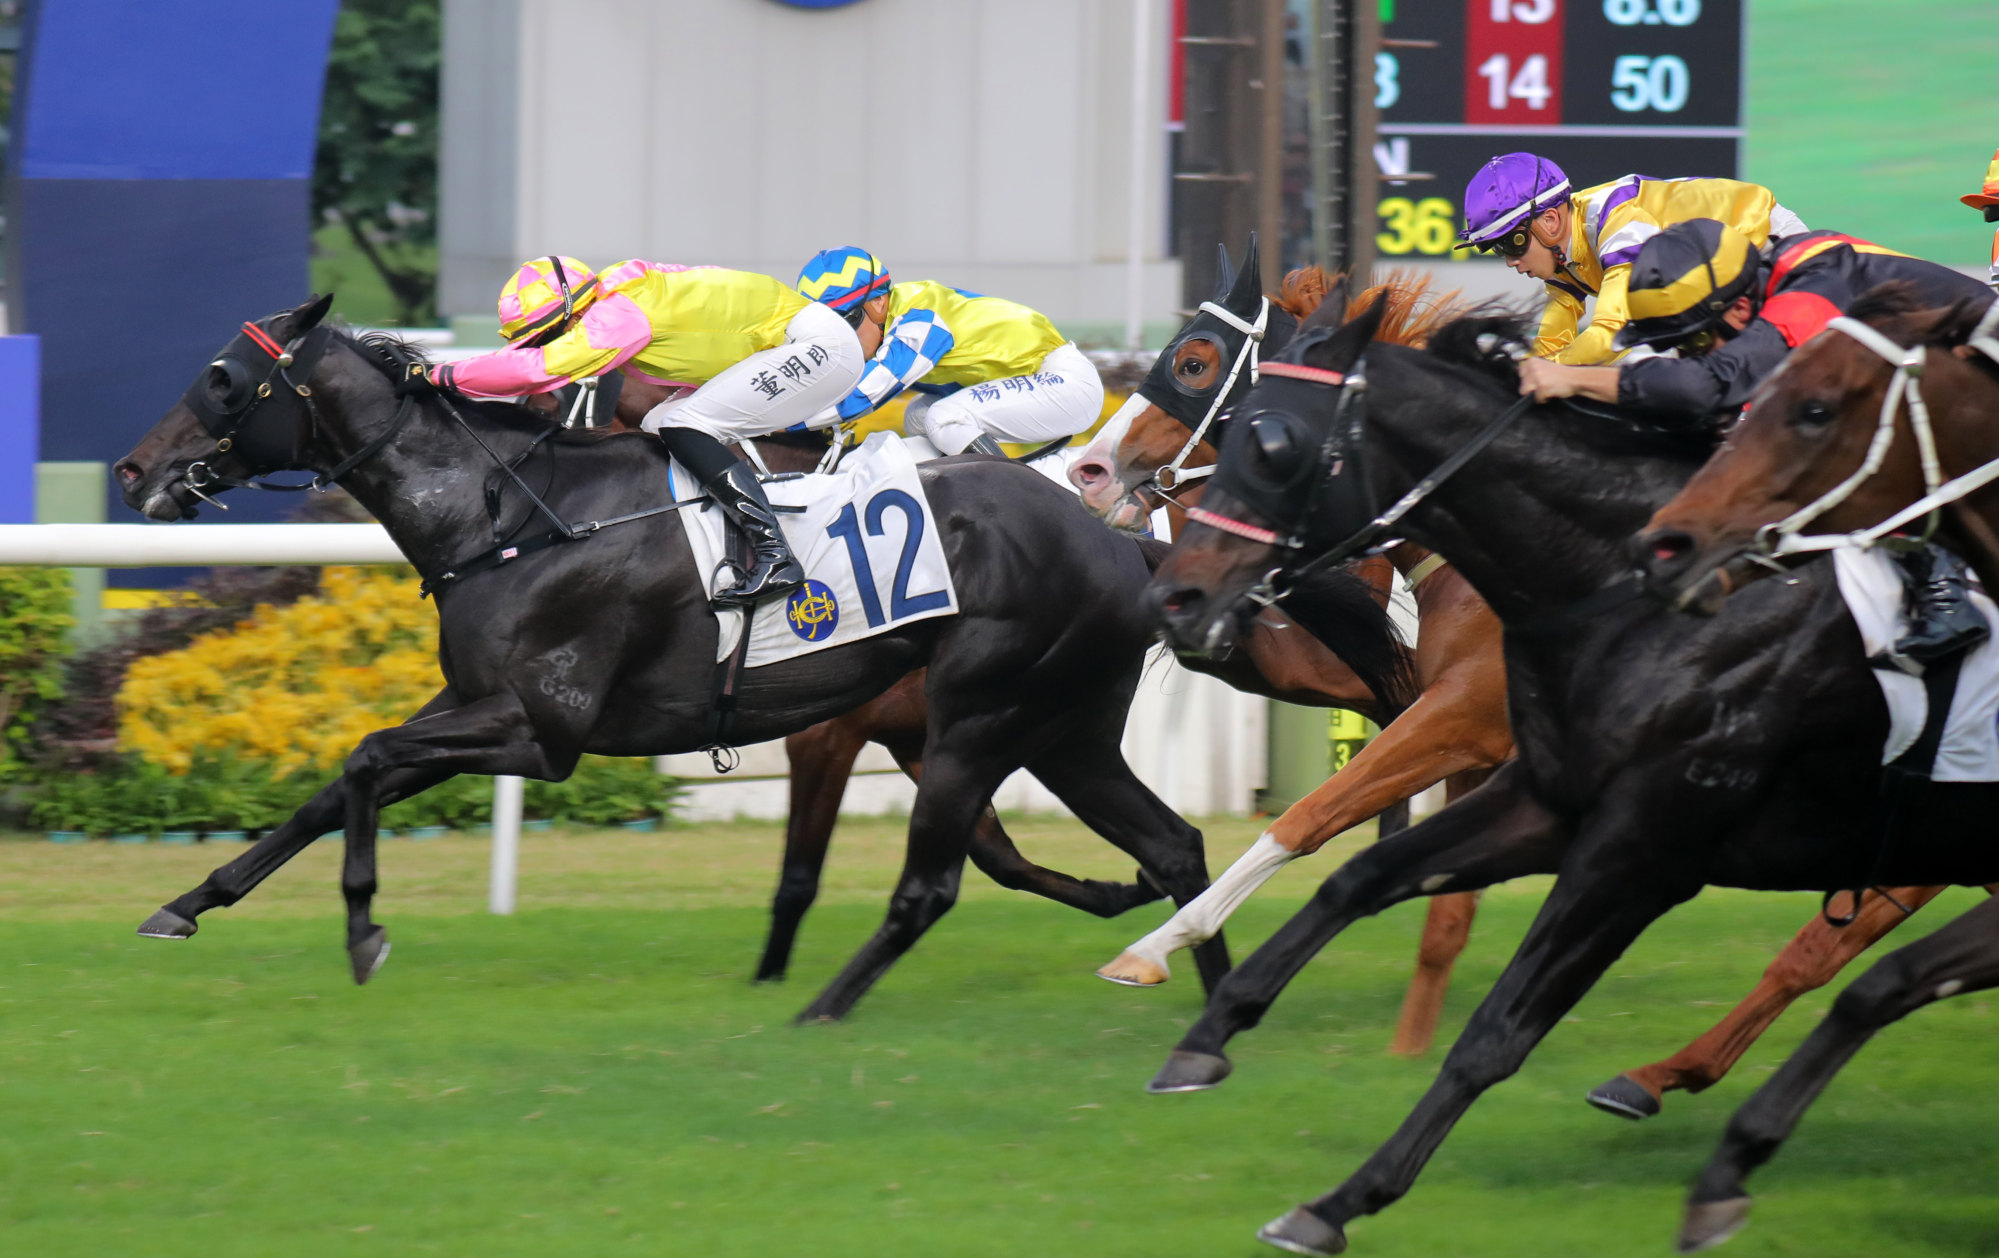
[408,256,866,607]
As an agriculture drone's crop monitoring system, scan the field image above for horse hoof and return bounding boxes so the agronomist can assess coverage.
[348,926,390,986]
[1097,951,1169,986]
[1677,1197,1751,1253]
[1586,1073,1662,1121]
[137,908,197,939]
[1147,1049,1232,1093]
[1257,1207,1348,1256]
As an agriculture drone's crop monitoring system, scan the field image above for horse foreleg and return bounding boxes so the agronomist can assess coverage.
[1149,760,1563,1093]
[1099,681,1510,988]
[334,692,576,984]
[137,690,465,939]
[760,718,870,982]
[1257,815,1700,1258]
[1026,729,1231,994]
[1589,884,1947,1121]
[1680,893,1999,1254]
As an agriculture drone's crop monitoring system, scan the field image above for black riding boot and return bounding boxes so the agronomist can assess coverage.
[703,462,806,607]
[1892,545,1990,662]
[658,427,806,608]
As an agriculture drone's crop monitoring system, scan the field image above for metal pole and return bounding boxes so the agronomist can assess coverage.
[489,774,522,915]
[1305,0,1331,271]
[1257,0,1286,269]
[1125,0,1150,351]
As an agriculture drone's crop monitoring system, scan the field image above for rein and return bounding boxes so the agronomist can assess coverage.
[1756,316,1949,559]
[1149,296,1269,495]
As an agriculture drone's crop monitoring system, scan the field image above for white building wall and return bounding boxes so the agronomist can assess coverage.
[441,0,1181,340]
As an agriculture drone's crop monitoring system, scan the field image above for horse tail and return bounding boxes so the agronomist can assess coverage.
[1281,565,1419,720]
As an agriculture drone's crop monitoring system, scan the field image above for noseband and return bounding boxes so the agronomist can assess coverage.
[1756,306,1999,558]
[1148,296,1269,496]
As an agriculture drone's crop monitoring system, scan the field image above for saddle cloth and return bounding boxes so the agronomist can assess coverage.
[670,431,960,669]
[1835,548,1999,781]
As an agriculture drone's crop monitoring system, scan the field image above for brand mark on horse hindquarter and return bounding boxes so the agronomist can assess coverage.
[1683,758,1758,791]
[536,646,592,710]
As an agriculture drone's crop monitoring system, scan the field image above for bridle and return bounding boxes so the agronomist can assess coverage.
[1189,345,1535,605]
[174,316,423,510]
[1147,295,1269,496]
[1754,305,1999,558]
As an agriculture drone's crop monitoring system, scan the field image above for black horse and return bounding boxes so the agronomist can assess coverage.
[112,294,1358,1021]
[1141,296,1999,1253]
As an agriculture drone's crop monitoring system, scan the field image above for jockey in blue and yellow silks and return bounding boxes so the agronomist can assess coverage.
[1455,153,1808,364]
[795,247,1104,456]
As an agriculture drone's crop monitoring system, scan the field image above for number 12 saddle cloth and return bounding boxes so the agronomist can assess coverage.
[668,432,960,669]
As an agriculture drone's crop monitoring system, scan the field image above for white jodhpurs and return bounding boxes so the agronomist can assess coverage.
[904,342,1104,455]
[640,301,864,442]
[1119,832,1301,978]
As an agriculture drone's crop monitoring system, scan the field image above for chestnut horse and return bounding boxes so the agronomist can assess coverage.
[1070,252,1505,1060]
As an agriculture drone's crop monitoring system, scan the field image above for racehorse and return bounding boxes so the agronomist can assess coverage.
[113,296,1382,1021]
[1139,295,1999,1255]
[567,403,1411,985]
[1629,286,1999,1246]
[1075,256,1974,1118]
[1069,248,1506,1059]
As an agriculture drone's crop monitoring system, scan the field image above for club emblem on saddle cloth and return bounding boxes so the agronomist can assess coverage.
[671,431,960,667]
[785,579,840,641]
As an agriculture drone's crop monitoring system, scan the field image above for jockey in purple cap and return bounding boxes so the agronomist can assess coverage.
[1455,152,1806,367]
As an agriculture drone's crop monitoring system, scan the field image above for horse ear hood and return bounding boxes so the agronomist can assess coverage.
[1225,233,1263,313]
[1212,243,1236,301]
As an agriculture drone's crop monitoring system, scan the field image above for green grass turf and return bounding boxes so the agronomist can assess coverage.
[2,819,1997,1256]
[1745,0,1999,264]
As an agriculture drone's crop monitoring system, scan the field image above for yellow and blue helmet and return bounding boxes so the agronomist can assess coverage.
[1614,220,1762,352]
[797,247,892,325]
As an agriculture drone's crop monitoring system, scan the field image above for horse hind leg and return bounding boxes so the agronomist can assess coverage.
[1589,884,1946,1122]
[1681,892,1999,1254]
[1388,769,1493,1058]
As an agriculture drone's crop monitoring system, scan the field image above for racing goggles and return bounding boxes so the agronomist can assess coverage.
[1474,226,1535,260]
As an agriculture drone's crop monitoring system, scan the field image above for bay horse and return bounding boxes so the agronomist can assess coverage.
[1073,254,1974,1120]
[1629,286,1999,1247]
[113,296,1394,1021]
[1140,296,1999,1255]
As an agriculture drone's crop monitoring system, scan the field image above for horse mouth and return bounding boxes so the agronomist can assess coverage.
[123,464,202,521]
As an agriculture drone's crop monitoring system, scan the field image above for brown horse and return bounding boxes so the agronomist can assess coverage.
[1070,266,1507,1058]
[1627,288,1999,1249]
[1068,265,1967,1120]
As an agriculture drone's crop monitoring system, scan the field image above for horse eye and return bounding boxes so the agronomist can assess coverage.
[1178,357,1206,377]
[1792,399,1835,429]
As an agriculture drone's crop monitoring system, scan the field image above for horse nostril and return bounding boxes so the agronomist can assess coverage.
[1635,528,1696,574]
[1071,460,1107,488]
[1161,587,1202,615]
[114,461,143,486]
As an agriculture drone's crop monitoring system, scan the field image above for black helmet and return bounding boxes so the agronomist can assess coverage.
[1614,219,1762,351]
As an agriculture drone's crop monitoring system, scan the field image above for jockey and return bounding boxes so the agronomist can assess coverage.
[410,256,865,607]
[795,247,1104,456]
[1455,152,1808,364]
[1524,219,1995,661]
[1962,147,1999,290]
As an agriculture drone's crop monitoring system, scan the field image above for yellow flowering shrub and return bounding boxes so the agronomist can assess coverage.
[118,566,442,777]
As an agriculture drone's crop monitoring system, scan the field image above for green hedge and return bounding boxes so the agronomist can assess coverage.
[23,752,679,836]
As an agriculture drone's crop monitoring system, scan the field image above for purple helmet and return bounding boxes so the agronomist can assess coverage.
[1456,153,1572,250]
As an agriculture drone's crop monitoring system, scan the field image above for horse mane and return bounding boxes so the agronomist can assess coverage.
[337,327,648,444]
[1421,311,1537,385]
[1848,282,1999,363]
[1272,267,1473,350]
